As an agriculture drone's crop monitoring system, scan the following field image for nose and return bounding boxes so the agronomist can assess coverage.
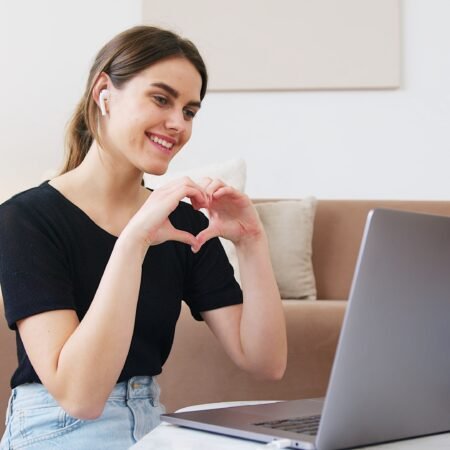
[165,109,187,133]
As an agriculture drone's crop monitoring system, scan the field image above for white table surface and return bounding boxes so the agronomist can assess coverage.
[130,401,450,450]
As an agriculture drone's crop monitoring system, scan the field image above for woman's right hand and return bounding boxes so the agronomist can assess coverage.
[124,177,208,251]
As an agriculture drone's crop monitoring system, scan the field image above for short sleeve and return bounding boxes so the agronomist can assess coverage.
[183,211,243,321]
[0,202,75,329]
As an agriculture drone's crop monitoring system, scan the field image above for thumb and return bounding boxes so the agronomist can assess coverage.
[170,229,200,249]
[196,226,219,248]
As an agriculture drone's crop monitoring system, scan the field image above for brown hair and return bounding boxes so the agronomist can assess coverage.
[61,26,208,174]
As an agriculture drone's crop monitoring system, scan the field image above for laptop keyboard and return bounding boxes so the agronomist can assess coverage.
[254,414,321,436]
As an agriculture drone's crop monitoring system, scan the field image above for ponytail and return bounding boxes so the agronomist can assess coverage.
[61,98,93,174]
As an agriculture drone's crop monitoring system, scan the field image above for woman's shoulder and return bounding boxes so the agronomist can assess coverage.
[3,181,50,201]
[0,182,84,249]
[0,182,60,223]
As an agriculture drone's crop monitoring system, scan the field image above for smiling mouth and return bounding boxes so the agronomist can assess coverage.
[147,133,175,150]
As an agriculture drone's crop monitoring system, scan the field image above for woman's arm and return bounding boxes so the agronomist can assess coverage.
[196,180,287,380]
[201,233,287,380]
[17,179,207,420]
[18,235,147,420]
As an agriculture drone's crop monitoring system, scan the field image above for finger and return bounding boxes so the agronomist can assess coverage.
[161,177,206,197]
[170,229,200,249]
[196,226,220,247]
[205,178,226,196]
[177,176,208,194]
[211,186,239,199]
[190,190,209,210]
[197,176,213,190]
[193,177,214,208]
[168,184,208,208]
[184,187,208,207]
[169,178,209,207]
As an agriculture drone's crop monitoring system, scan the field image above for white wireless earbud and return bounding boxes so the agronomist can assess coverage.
[99,89,110,116]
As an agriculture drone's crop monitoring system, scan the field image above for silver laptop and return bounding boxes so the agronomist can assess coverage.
[162,209,450,449]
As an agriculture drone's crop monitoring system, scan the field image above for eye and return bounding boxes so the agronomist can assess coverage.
[183,108,197,120]
[153,95,168,106]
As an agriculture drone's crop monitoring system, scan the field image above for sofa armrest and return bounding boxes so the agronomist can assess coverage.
[157,300,346,412]
[0,298,16,436]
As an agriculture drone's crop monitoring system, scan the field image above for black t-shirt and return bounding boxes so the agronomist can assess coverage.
[0,182,242,388]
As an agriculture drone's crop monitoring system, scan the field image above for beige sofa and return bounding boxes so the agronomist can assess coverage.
[2,199,450,435]
[156,200,450,412]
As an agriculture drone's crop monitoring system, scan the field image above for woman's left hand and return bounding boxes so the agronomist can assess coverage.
[194,178,263,251]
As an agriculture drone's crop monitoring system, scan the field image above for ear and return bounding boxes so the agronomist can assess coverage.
[92,72,112,111]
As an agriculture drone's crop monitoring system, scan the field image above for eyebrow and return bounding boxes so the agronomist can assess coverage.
[150,82,201,108]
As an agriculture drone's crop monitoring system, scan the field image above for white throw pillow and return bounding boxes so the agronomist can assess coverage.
[255,198,317,300]
[144,158,246,192]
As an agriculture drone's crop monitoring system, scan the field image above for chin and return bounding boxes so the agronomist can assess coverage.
[143,162,170,176]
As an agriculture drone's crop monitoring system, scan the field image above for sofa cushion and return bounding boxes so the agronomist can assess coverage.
[255,198,317,299]
[158,300,347,412]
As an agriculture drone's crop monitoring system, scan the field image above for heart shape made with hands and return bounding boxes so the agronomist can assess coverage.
[146,177,258,253]
[187,182,260,253]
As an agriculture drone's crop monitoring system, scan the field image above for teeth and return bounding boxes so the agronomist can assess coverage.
[149,134,174,149]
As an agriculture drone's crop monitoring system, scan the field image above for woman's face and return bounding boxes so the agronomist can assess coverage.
[101,56,202,176]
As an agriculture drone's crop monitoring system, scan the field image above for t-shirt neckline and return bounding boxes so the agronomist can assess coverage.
[43,180,119,240]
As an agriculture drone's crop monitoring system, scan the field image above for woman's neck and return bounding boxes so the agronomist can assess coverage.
[49,142,151,236]
[74,141,145,202]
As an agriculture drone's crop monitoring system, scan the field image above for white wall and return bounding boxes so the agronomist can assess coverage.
[0,0,141,201]
[1,0,450,201]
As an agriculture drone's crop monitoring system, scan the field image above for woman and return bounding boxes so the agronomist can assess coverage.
[0,26,286,449]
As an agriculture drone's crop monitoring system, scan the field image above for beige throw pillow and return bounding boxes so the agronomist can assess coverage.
[255,198,317,300]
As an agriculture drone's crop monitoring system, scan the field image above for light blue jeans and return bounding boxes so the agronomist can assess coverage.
[0,376,164,450]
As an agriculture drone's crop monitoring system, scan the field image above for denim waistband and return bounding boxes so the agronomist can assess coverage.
[3,376,163,446]
[9,376,157,414]
[110,376,159,401]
